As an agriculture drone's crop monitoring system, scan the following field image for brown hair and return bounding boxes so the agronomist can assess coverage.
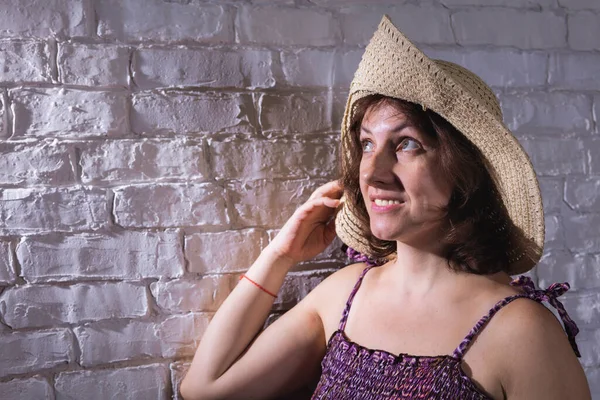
[340,94,521,275]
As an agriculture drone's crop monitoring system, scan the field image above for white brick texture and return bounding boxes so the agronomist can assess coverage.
[131,92,253,135]
[0,376,54,398]
[54,364,170,400]
[0,0,90,38]
[0,187,107,234]
[80,138,209,184]
[17,231,184,282]
[0,329,74,377]
[96,0,234,43]
[10,88,129,137]
[0,40,52,83]
[1,1,598,397]
[133,48,274,90]
[58,43,130,87]
[0,282,148,328]
[113,184,228,228]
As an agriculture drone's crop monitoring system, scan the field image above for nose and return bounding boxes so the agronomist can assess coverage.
[361,146,397,187]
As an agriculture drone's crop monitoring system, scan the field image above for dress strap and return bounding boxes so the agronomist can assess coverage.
[452,276,581,360]
[338,248,385,332]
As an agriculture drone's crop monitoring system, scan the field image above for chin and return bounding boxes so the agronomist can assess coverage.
[370,225,402,242]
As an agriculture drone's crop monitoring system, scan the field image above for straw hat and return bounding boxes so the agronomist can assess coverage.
[334,15,544,275]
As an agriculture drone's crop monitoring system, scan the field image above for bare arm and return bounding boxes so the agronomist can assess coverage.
[180,181,343,400]
[497,299,591,399]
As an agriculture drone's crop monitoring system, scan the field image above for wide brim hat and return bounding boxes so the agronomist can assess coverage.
[335,15,544,275]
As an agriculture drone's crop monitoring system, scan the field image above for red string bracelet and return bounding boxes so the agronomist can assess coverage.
[239,274,278,298]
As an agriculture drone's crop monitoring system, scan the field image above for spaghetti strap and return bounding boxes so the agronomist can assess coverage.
[338,264,378,331]
[452,275,581,360]
[338,247,387,331]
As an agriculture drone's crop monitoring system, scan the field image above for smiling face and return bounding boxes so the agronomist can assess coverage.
[358,101,453,246]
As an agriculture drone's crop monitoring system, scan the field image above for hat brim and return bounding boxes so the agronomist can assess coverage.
[335,15,544,275]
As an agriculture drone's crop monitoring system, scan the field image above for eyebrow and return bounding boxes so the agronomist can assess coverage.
[360,122,410,135]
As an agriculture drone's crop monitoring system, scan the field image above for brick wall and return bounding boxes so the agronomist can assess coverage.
[0,0,598,398]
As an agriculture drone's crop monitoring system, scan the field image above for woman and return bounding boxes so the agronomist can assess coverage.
[180,16,591,399]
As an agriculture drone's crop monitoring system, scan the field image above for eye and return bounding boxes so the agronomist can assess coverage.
[399,138,421,152]
[361,139,374,152]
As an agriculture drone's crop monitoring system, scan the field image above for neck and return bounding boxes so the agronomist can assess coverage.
[385,239,460,300]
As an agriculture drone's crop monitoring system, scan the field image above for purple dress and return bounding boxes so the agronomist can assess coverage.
[310,251,581,399]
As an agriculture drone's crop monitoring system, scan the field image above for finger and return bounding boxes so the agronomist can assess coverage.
[296,197,340,220]
[308,180,343,201]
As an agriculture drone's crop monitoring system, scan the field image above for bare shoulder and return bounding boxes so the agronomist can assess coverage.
[489,297,591,399]
[304,262,368,335]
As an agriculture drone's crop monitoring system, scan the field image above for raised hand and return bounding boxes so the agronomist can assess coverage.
[267,180,344,265]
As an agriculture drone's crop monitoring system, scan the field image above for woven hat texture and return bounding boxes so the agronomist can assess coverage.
[334,15,544,275]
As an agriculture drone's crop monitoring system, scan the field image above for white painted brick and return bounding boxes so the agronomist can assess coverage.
[0,90,7,138]
[544,215,563,250]
[0,282,148,328]
[595,96,600,134]
[185,229,267,274]
[585,367,600,398]
[157,313,210,358]
[80,138,209,184]
[237,6,338,46]
[520,138,586,176]
[76,320,141,365]
[259,93,331,134]
[423,48,547,87]
[0,376,53,398]
[539,177,563,214]
[281,49,334,87]
[568,12,600,51]
[0,140,75,185]
[17,231,183,282]
[549,53,600,91]
[440,0,556,6]
[452,9,566,48]
[74,316,208,366]
[565,177,600,213]
[340,6,453,46]
[134,48,274,89]
[96,0,233,43]
[0,0,89,38]
[150,276,231,313]
[0,329,74,377]
[75,318,188,366]
[333,50,363,88]
[575,328,600,368]
[211,137,339,180]
[0,187,107,234]
[10,88,129,137]
[132,92,253,135]
[0,40,52,83]
[113,184,227,228]
[228,179,320,228]
[499,92,592,134]
[564,214,600,253]
[54,364,169,400]
[311,0,409,4]
[0,242,15,285]
[558,0,600,9]
[589,137,600,174]
[170,362,190,400]
[538,251,600,291]
[58,44,130,87]
[561,292,600,329]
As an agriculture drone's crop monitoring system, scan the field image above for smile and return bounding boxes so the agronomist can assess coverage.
[371,199,405,212]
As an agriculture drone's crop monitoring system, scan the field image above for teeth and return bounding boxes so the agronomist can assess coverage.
[374,199,402,206]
